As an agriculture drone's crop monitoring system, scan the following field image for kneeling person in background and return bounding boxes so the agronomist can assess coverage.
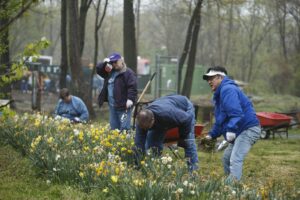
[54,88,89,123]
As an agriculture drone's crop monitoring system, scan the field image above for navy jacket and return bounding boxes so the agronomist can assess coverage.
[96,62,137,110]
[209,76,259,140]
[145,95,194,135]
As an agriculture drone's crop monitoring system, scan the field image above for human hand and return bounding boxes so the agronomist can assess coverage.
[74,117,81,123]
[226,132,236,142]
[126,99,133,109]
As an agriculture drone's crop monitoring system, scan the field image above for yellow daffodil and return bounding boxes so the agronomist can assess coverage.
[79,172,84,178]
[34,119,41,127]
[83,146,90,152]
[121,147,127,152]
[102,187,109,193]
[115,167,120,175]
[47,137,54,144]
[111,175,118,183]
[133,179,145,187]
[78,131,84,141]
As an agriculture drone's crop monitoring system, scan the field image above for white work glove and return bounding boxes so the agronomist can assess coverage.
[205,135,212,140]
[103,58,112,72]
[226,132,236,142]
[126,99,133,109]
[103,58,110,63]
[74,117,81,123]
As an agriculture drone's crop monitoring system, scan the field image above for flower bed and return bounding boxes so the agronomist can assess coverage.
[0,109,298,199]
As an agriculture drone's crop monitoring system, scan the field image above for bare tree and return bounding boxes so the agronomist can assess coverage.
[239,1,272,82]
[67,0,95,117]
[90,0,108,99]
[275,0,288,61]
[287,0,300,54]
[124,0,137,72]
[177,2,197,93]
[178,0,203,98]
[223,0,234,66]
[135,0,141,53]
[59,0,68,89]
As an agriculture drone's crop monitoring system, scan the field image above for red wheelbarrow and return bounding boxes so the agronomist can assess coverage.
[164,124,205,144]
[256,112,293,139]
[163,124,205,158]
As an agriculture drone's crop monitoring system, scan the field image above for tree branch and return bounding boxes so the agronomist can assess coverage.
[0,0,35,33]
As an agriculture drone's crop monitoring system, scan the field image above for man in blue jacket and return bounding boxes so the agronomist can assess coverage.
[54,88,89,122]
[97,53,137,132]
[135,95,199,171]
[203,66,260,182]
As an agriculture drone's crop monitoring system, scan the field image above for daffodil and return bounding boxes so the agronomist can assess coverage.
[111,175,118,183]
[78,131,84,141]
[121,147,127,152]
[79,172,84,178]
[47,137,54,144]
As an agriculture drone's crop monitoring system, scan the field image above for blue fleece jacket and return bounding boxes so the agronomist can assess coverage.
[209,76,259,140]
[146,95,194,135]
[54,96,89,122]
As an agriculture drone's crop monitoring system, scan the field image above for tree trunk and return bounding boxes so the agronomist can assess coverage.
[135,0,141,54]
[181,0,203,98]
[59,0,68,89]
[216,1,223,66]
[0,2,12,100]
[177,2,196,94]
[123,0,137,72]
[67,0,94,118]
[79,0,92,56]
[276,0,288,61]
[224,0,234,66]
[91,0,108,101]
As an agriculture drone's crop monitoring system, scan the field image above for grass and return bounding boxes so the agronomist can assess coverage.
[0,145,90,200]
[1,134,300,199]
[251,94,300,113]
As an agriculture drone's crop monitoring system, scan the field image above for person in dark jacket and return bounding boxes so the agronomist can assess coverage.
[135,95,199,172]
[97,52,137,132]
[203,66,260,182]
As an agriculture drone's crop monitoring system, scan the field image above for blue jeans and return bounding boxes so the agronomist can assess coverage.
[21,79,28,93]
[223,126,261,181]
[134,102,199,171]
[109,105,132,131]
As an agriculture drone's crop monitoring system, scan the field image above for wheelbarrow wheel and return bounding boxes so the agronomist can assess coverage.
[260,130,270,139]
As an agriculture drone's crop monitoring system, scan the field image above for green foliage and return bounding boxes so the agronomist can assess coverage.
[0,37,50,87]
[0,106,16,118]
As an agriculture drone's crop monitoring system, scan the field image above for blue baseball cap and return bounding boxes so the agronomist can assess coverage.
[108,52,121,62]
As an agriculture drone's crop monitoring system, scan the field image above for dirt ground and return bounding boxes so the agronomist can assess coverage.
[12,90,107,114]
[10,89,215,125]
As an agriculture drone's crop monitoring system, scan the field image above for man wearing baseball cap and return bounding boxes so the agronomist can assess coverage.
[96,52,137,132]
[203,66,260,183]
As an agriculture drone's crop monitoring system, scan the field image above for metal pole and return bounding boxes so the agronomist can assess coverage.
[155,54,159,98]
